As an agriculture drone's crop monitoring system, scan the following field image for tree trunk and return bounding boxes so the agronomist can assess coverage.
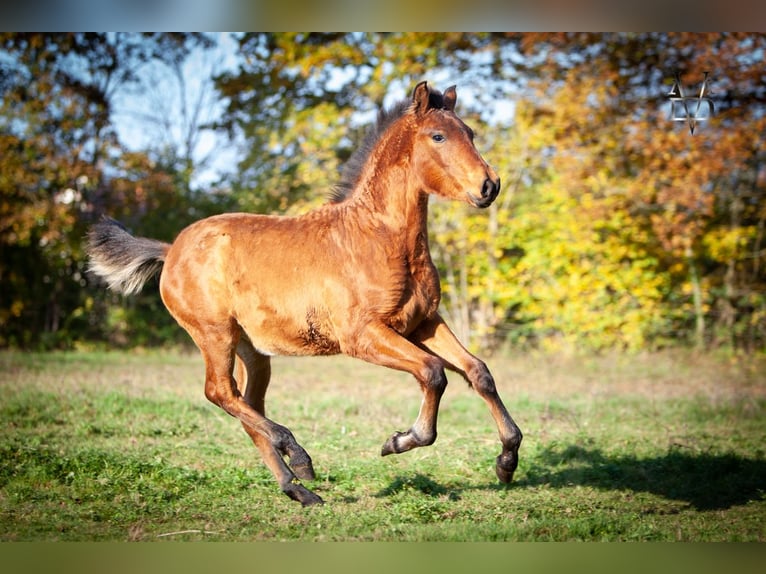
[686,246,706,349]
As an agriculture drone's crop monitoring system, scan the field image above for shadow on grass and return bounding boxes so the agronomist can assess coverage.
[517,444,766,510]
[374,446,765,511]
[376,473,460,500]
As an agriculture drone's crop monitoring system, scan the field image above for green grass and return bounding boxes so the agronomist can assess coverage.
[1,349,764,541]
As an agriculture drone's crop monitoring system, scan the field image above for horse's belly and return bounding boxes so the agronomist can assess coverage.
[237,303,341,357]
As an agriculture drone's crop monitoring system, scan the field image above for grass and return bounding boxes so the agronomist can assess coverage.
[0,348,764,541]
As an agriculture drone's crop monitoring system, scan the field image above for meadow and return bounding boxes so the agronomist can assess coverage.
[1,349,764,542]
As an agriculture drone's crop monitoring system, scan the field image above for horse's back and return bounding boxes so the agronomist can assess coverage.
[159,211,343,356]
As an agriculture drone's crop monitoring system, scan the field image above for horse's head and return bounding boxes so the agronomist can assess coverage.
[408,81,500,208]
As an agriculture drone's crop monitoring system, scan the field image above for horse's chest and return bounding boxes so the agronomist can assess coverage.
[385,259,441,335]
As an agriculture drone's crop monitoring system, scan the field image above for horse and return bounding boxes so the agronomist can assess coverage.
[86,81,522,506]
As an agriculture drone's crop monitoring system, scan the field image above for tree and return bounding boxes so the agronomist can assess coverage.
[111,34,228,195]
[500,32,766,350]
[213,32,766,352]
[0,33,209,348]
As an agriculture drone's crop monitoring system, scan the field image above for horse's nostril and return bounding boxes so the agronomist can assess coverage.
[482,178,498,199]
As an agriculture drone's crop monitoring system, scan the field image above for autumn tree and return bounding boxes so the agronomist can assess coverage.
[213,32,766,352]
[499,32,766,350]
[0,33,210,348]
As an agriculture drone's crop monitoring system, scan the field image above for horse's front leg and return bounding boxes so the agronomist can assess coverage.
[347,323,448,456]
[409,313,522,484]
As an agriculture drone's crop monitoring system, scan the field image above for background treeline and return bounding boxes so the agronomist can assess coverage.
[1,33,764,353]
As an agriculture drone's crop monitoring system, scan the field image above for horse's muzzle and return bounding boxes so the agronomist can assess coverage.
[471,177,501,208]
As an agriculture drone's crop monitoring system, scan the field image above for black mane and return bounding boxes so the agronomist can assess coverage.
[329,98,412,203]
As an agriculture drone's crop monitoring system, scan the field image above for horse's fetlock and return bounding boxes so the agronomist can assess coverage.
[419,428,437,446]
[513,427,523,447]
[272,427,293,450]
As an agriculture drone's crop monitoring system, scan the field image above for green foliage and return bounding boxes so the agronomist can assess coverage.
[497,177,670,352]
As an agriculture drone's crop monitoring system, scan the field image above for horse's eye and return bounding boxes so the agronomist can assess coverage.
[432,134,446,143]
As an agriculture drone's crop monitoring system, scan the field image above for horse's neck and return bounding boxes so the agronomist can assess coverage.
[334,120,432,257]
[348,162,430,252]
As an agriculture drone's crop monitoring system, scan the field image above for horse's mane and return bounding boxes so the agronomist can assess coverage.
[329,98,412,203]
[330,86,453,203]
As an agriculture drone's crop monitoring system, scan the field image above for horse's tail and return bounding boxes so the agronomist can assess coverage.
[86,217,171,295]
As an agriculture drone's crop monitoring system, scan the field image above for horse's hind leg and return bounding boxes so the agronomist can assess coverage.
[183,318,320,506]
[235,338,323,506]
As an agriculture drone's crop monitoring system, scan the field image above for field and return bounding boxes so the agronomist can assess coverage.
[1,349,764,542]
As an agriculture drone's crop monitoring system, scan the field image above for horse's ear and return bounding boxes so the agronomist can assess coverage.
[443,85,457,111]
[412,81,430,115]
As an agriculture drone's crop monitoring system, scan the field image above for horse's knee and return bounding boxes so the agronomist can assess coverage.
[467,360,497,396]
[204,376,242,416]
[420,359,447,394]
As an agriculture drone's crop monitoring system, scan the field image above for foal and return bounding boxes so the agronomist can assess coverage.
[87,81,522,506]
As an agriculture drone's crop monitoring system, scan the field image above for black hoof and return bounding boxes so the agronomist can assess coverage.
[300,491,324,507]
[287,448,316,480]
[495,451,518,484]
[284,482,324,506]
[291,462,316,481]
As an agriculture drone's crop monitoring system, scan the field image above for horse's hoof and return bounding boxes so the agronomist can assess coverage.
[291,462,316,481]
[380,431,406,456]
[300,491,324,507]
[284,482,324,506]
[286,446,316,480]
[381,440,395,457]
[495,451,518,484]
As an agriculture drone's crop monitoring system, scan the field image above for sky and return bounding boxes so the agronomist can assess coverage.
[111,33,241,191]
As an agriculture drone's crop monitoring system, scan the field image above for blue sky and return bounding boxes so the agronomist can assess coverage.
[111,33,240,190]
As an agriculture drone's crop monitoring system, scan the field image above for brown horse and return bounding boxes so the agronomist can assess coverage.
[86,81,522,506]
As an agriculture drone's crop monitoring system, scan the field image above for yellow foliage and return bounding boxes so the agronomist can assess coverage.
[704,227,757,263]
